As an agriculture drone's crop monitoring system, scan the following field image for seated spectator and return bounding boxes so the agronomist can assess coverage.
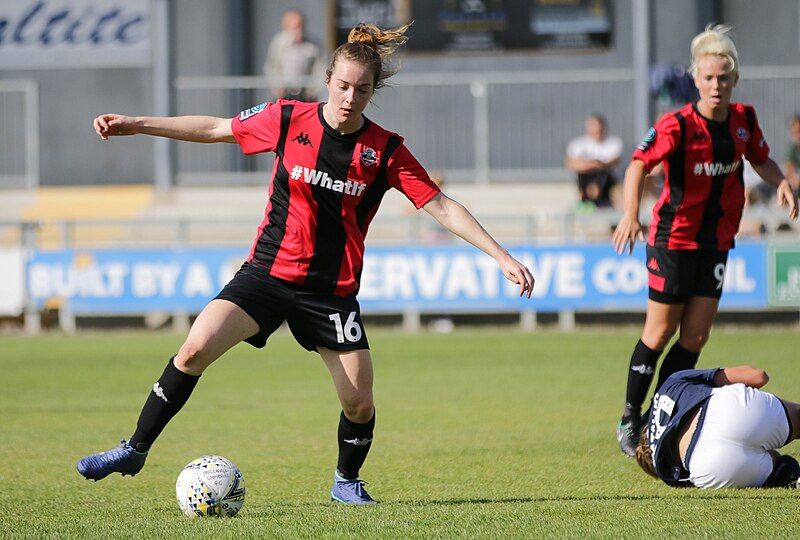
[565,114,623,210]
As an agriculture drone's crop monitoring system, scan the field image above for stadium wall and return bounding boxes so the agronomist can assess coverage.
[2,0,799,187]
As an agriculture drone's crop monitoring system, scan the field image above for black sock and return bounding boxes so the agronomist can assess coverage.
[129,357,200,453]
[336,410,375,480]
[623,340,662,422]
[654,341,700,392]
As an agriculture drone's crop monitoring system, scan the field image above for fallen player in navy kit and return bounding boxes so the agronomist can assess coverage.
[636,365,800,489]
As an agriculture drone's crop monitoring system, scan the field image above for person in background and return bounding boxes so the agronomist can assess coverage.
[264,10,322,101]
[785,114,800,195]
[565,114,624,211]
[76,22,534,505]
[636,365,800,489]
[612,25,798,457]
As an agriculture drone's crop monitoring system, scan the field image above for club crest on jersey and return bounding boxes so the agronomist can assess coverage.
[360,147,379,167]
[637,127,656,151]
[239,103,267,121]
[736,127,748,141]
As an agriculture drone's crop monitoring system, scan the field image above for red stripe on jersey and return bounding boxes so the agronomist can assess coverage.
[270,105,325,282]
[633,102,770,250]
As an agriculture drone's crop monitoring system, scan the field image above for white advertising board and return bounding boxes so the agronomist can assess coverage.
[0,0,151,69]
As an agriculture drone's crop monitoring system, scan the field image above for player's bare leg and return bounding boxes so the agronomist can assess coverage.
[653,297,719,391]
[77,300,260,481]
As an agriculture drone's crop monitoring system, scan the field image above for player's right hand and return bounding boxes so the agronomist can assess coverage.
[612,214,645,255]
[93,114,138,140]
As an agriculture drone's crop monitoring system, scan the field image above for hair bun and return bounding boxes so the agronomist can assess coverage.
[348,23,379,48]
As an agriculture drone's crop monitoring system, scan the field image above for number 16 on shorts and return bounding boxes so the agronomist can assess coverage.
[329,312,363,343]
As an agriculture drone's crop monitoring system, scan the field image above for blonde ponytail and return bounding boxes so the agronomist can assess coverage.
[689,24,739,77]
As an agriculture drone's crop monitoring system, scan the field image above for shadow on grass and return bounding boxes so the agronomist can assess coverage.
[238,490,798,517]
[394,490,797,507]
[395,495,667,506]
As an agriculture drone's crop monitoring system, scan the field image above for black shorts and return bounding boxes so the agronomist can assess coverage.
[646,245,729,304]
[214,263,370,352]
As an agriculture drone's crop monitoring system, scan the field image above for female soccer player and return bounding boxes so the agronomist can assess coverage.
[612,25,798,457]
[76,23,534,504]
[635,365,800,489]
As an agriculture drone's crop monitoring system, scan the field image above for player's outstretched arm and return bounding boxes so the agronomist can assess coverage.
[751,158,799,221]
[422,192,534,298]
[714,365,769,388]
[612,159,647,255]
[93,114,236,144]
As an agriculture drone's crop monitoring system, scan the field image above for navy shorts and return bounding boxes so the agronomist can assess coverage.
[214,263,370,352]
[646,245,729,304]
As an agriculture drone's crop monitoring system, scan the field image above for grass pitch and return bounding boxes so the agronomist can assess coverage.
[2,328,799,539]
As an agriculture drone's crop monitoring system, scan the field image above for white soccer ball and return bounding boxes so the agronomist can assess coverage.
[176,455,246,518]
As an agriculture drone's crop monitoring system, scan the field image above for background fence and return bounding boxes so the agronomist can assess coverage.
[171,66,800,186]
[0,79,39,189]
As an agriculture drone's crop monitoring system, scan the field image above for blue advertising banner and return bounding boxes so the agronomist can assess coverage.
[26,242,768,315]
[27,248,248,313]
[359,242,767,312]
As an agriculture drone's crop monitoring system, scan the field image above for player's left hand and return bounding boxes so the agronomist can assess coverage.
[776,179,798,221]
[498,254,535,298]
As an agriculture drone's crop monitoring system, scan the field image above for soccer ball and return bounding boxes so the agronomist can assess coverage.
[176,455,246,518]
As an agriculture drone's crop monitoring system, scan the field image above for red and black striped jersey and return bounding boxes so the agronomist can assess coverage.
[632,102,771,250]
[231,100,441,296]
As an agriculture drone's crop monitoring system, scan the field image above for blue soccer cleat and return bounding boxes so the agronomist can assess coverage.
[76,439,147,481]
[330,471,377,505]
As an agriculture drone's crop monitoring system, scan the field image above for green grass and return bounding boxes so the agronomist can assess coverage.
[2,328,799,538]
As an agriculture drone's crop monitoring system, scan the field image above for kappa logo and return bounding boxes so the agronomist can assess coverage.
[360,147,379,166]
[691,130,706,141]
[153,382,170,403]
[647,257,661,273]
[631,364,655,375]
[292,132,313,147]
[343,437,373,446]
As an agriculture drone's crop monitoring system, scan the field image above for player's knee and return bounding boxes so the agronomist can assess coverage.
[679,333,708,352]
[174,342,211,375]
[342,398,374,423]
[644,326,677,350]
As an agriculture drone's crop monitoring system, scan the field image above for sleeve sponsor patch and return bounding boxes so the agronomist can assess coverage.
[637,127,656,151]
[239,103,267,121]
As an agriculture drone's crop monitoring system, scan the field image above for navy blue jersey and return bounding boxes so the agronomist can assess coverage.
[646,368,721,486]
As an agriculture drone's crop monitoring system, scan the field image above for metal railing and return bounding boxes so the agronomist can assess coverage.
[4,205,797,252]
[173,66,800,186]
[3,67,799,191]
[174,69,636,185]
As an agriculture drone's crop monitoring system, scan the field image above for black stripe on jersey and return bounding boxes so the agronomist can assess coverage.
[656,113,686,246]
[355,135,402,231]
[252,103,295,271]
[303,130,359,293]
[696,117,736,248]
[350,135,403,293]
